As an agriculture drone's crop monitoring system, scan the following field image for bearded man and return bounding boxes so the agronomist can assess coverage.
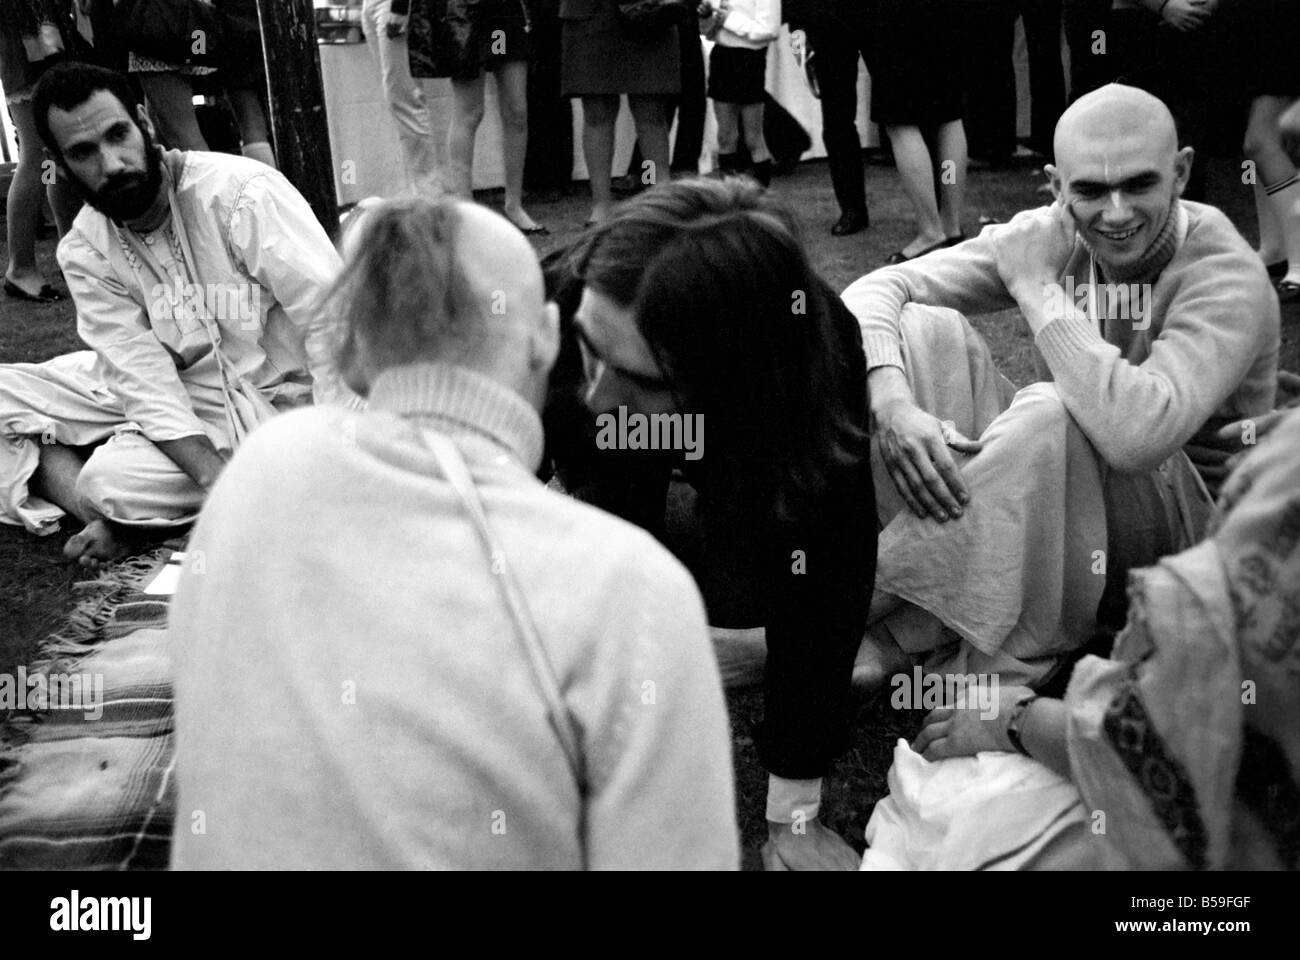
[0,62,357,565]
[843,83,1280,689]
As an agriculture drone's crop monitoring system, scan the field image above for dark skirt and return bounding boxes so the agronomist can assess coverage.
[560,0,680,97]
[708,45,766,105]
[1251,0,1300,96]
[869,0,964,127]
[410,0,535,80]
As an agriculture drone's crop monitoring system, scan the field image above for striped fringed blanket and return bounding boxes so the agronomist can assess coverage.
[0,549,176,870]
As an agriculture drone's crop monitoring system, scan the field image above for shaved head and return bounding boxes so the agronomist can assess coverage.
[1046,84,1193,269]
[1053,84,1178,169]
[329,197,559,407]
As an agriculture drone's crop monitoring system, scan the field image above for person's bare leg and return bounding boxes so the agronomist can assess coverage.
[228,86,277,168]
[1254,179,1284,265]
[581,95,619,222]
[935,119,967,238]
[4,100,50,296]
[27,443,127,568]
[739,101,771,162]
[885,123,946,257]
[494,61,542,230]
[714,100,740,155]
[447,74,487,198]
[138,72,209,150]
[1245,95,1300,284]
[628,94,670,189]
[47,174,81,238]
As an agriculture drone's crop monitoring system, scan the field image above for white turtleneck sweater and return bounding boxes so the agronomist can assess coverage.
[169,362,739,870]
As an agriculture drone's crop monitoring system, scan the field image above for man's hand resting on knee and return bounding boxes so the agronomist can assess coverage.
[870,366,981,522]
[763,818,861,871]
[157,435,228,490]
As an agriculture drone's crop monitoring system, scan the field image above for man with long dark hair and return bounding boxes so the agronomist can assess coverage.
[547,177,878,870]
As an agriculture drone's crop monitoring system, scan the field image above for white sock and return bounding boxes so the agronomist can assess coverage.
[241,140,277,169]
[1264,172,1300,281]
[1254,179,1283,263]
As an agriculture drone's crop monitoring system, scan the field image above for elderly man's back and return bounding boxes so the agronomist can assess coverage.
[168,364,739,870]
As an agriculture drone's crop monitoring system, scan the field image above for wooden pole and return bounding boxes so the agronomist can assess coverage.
[254,0,338,238]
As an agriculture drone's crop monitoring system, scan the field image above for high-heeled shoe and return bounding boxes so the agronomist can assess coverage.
[4,278,62,303]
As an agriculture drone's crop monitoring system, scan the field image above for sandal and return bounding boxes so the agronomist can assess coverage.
[885,239,948,265]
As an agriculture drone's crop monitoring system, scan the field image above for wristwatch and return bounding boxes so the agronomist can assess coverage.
[1006,694,1039,757]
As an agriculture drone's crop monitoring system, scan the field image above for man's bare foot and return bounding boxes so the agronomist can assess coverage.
[852,626,912,697]
[62,519,132,570]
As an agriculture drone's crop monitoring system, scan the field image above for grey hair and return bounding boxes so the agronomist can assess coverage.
[325,196,482,393]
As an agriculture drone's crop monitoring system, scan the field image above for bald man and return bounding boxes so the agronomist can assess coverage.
[168,197,740,870]
[842,84,1279,690]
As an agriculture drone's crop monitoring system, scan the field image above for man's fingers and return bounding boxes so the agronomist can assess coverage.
[929,439,972,510]
[946,436,984,456]
[896,450,948,519]
[911,718,950,756]
[921,736,951,762]
[886,463,927,518]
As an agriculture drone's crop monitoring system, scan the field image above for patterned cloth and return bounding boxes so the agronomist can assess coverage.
[0,550,177,870]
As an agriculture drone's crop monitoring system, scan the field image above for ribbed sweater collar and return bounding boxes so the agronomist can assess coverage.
[1082,200,1187,284]
[367,362,545,472]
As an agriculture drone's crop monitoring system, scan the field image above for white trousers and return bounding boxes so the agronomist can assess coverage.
[360,0,441,193]
[0,352,206,535]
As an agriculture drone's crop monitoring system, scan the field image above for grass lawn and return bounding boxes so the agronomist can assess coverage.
[2,153,1296,870]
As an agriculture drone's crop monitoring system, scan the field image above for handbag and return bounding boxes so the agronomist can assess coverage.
[118,0,224,67]
[412,427,589,821]
[617,0,687,39]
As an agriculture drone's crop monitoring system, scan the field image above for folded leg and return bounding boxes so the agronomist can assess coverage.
[0,353,126,534]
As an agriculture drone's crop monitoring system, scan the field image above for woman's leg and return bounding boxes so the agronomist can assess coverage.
[137,72,208,150]
[581,94,619,222]
[739,102,771,162]
[628,94,671,189]
[935,119,968,239]
[227,87,277,168]
[885,123,946,257]
[5,99,50,295]
[447,74,487,198]
[493,60,542,230]
[47,173,81,238]
[1244,95,1300,282]
[713,100,740,155]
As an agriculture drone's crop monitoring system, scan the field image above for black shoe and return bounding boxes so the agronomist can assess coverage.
[830,209,869,236]
[610,174,645,196]
[715,152,743,176]
[4,278,62,303]
[1266,259,1288,279]
[750,160,773,188]
[885,238,948,265]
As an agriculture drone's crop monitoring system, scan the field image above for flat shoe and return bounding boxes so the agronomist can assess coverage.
[1277,279,1300,303]
[943,232,966,247]
[516,224,550,237]
[4,278,62,303]
[885,239,948,265]
[830,209,869,236]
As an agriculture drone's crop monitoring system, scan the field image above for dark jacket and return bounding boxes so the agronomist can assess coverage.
[540,248,879,780]
[404,0,535,80]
